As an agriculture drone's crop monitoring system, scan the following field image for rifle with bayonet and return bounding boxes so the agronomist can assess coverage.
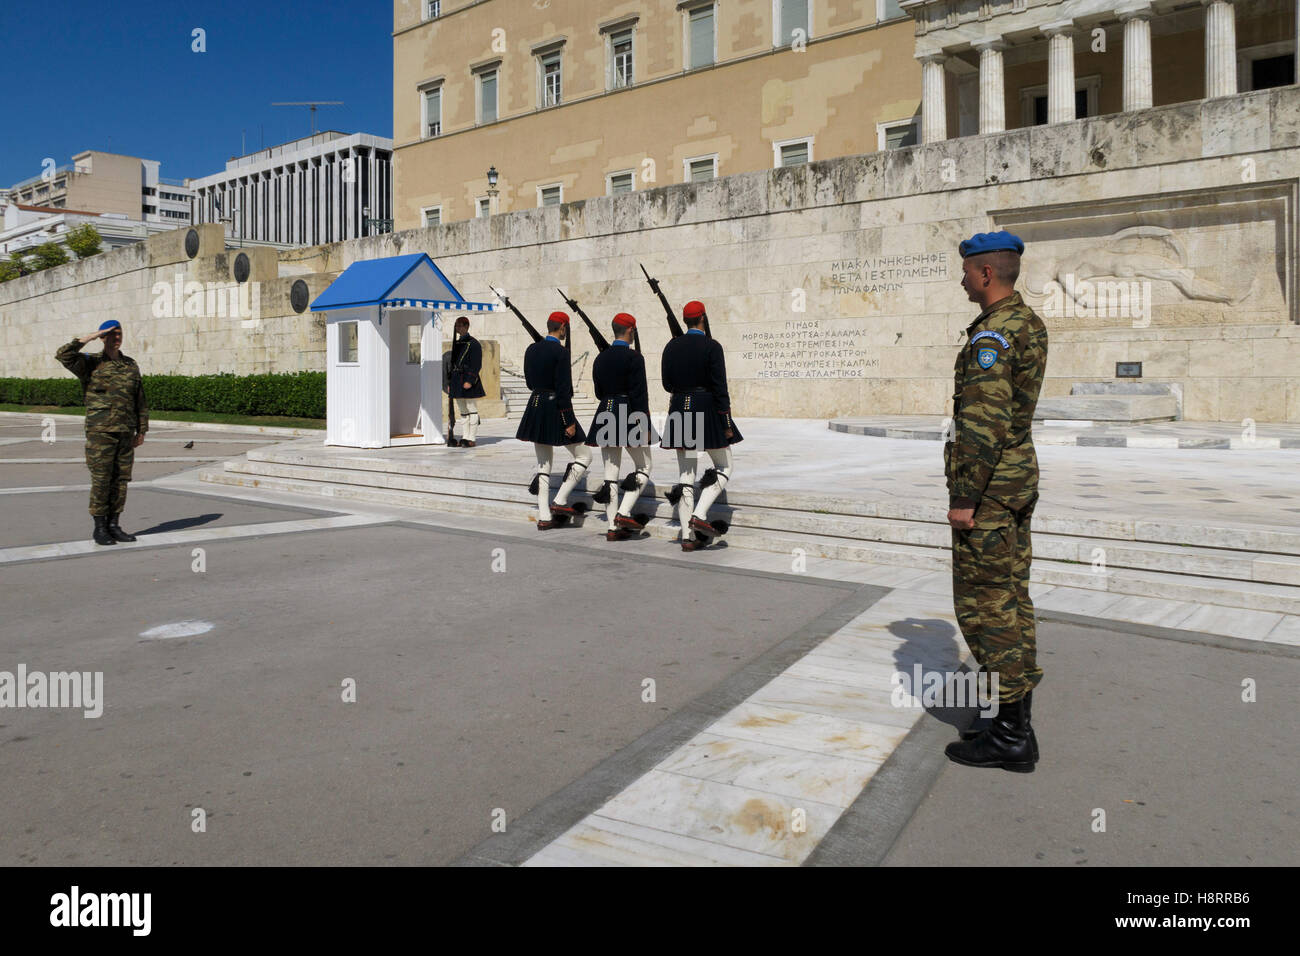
[639,263,684,339]
[490,285,543,343]
[557,287,615,353]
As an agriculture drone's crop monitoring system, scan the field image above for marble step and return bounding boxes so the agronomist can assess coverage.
[199,466,1300,615]
[1034,393,1177,423]
[243,446,1300,557]
[215,457,1300,593]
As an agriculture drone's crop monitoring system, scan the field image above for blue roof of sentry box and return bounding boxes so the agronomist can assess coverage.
[309,252,496,312]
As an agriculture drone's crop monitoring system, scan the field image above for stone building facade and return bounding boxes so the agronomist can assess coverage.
[2,85,1295,423]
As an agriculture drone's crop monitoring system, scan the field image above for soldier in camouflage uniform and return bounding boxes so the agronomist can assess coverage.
[941,231,1048,774]
[55,319,149,546]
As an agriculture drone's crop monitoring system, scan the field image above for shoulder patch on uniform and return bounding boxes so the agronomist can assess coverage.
[971,329,1010,349]
[976,347,999,369]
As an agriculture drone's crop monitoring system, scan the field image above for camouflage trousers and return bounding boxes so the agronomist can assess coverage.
[85,429,135,517]
[951,495,1041,703]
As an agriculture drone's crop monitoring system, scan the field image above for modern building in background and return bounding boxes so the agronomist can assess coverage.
[0,196,184,257]
[6,150,194,226]
[392,0,920,228]
[188,131,395,247]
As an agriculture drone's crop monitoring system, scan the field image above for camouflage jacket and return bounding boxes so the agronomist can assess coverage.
[945,292,1048,509]
[55,339,149,435]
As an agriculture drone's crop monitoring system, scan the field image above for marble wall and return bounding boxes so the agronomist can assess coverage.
[2,86,1296,422]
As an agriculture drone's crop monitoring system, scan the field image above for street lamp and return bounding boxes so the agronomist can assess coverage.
[485,165,499,215]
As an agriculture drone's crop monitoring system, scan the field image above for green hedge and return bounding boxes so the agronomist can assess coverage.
[0,372,326,419]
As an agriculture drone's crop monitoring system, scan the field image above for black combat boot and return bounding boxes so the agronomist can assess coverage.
[92,515,117,546]
[960,692,1038,760]
[107,515,136,542]
[944,696,1036,773]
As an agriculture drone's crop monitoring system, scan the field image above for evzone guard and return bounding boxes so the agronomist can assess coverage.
[515,310,592,530]
[446,316,484,447]
[584,312,655,542]
[659,300,743,552]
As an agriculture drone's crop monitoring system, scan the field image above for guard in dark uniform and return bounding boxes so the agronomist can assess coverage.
[447,316,485,447]
[585,313,654,542]
[659,300,742,552]
[515,311,591,529]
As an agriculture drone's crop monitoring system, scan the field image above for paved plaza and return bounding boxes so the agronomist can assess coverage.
[1,412,1297,865]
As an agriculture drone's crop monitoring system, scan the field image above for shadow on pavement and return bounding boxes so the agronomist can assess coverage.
[136,513,222,536]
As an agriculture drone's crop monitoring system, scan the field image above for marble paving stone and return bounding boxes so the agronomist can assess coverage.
[704,701,909,761]
[1178,605,1284,641]
[749,674,917,728]
[1263,615,1300,647]
[656,733,885,809]
[525,816,792,867]
[590,769,842,862]
[1103,595,1201,629]
[1032,586,1125,617]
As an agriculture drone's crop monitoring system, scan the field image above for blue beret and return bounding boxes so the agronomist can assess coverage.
[959,231,1024,258]
[98,320,121,331]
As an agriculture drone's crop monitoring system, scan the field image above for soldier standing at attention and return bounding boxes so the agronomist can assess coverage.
[447,316,485,447]
[942,231,1049,773]
[55,319,149,546]
[659,300,743,552]
[515,311,591,529]
[585,313,654,542]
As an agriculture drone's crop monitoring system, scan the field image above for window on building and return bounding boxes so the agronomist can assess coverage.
[426,0,441,19]
[478,69,498,124]
[686,156,718,182]
[422,206,442,227]
[541,52,562,107]
[688,5,715,70]
[539,184,562,207]
[1249,53,1295,91]
[877,0,904,21]
[1031,88,1090,125]
[424,87,442,137]
[477,197,492,218]
[339,322,358,363]
[777,0,810,47]
[407,324,422,364]
[611,29,633,88]
[608,171,634,195]
[775,138,812,167]
[878,119,919,150]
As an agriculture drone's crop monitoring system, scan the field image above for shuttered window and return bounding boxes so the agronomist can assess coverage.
[479,70,497,124]
[779,0,809,46]
[689,7,714,69]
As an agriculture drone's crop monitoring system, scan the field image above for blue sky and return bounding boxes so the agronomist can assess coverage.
[2,0,392,187]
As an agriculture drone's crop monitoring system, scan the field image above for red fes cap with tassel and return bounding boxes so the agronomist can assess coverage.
[682,300,706,320]
[547,311,570,324]
[612,312,636,328]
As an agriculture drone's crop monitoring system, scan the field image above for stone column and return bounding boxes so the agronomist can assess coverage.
[1043,21,1077,123]
[1202,0,1237,97]
[973,39,1007,134]
[919,53,949,143]
[1119,4,1154,111]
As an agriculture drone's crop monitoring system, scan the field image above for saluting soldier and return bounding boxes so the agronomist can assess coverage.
[659,300,742,552]
[515,311,592,529]
[942,231,1049,774]
[585,313,654,542]
[447,316,485,447]
[55,319,149,546]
